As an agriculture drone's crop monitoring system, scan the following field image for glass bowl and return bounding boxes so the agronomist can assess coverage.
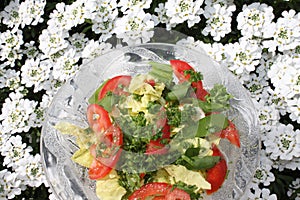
[41,43,260,200]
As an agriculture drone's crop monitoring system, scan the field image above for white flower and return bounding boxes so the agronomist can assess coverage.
[261,188,277,200]
[202,3,236,41]
[0,92,37,134]
[264,87,288,116]
[21,58,51,92]
[205,42,227,62]
[287,178,300,199]
[87,0,119,41]
[165,0,204,28]
[0,135,32,169]
[267,53,300,99]
[263,123,300,160]
[237,3,274,38]
[0,29,24,66]
[153,3,171,27]
[38,29,69,57]
[245,73,268,101]
[18,0,46,28]
[0,170,23,199]
[241,182,262,200]
[0,68,20,90]
[204,0,234,6]
[286,97,300,123]
[81,40,112,62]
[52,48,80,82]
[263,10,300,52]
[68,33,89,57]
[47,2,68,31]
[255,99,280,132]
[22,41,40,58]
[63,0,87,30]
[118,0,152,13]
[15,154,45,187]
[113,10,155,45]
[252,150,275,186]
[0,0,21,31]
[225,38,262,74]
[283,156,300,171]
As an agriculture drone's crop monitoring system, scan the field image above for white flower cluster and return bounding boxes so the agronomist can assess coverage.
[202,2,236,41]
[0,0,299,199]
[0,135,45,199]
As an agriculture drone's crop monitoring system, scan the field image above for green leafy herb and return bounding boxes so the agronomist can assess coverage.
[172,181,201,200]
[166,103,181,127]
[131,112,147,126]
[118,171,142,198]
[183,155,221,170]
[133,93,142,101]
[198,84,233,112]
[184,69,203,82]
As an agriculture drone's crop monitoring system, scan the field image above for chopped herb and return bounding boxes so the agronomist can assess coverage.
[199,84,233,112]
[172,181,201,200]
[132,93,142,101]
[184,69,203,82]
[131,112,147,126]
[166,103,181,127]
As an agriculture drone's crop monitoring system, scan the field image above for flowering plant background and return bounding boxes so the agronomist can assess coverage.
[0,0,300,199]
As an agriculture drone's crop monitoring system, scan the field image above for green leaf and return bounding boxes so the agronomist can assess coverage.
[96,91,116,112]
[88,79,109,104]
[196,113,229,137]
[188,156,220,170]
[148,61,173,86]
[166,82,191,101]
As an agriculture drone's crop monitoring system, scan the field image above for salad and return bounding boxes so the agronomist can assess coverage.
[56,59,240,200]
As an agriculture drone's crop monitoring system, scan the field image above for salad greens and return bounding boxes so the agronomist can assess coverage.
[56,59,240,200]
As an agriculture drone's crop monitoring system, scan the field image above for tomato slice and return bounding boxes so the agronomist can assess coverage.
[87,104,112,133]
[170,60,209,101]
[90,125,123,167]
[192,81,209,101]
[215,120,241,148]
[128,182,190,200]
[166,188,191,200]
[145,140,168,155]
[206,145,228,195]
[88,158,112,180]
[98,75,132,100]
[170,59,194,82]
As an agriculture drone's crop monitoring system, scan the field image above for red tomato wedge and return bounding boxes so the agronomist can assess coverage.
[98,75,131,100]
[90,125,123,167]
[192,81,209,101]
[215,120,241,148]
[206,145,228,195]
[146,107,171,155]
[128,182,190,200]
[166,188,191,200]
[88,158,112,180]
[170,60,209,101]
[170,59,193,82]
[87,104,112,133]
[145,140,168,155]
